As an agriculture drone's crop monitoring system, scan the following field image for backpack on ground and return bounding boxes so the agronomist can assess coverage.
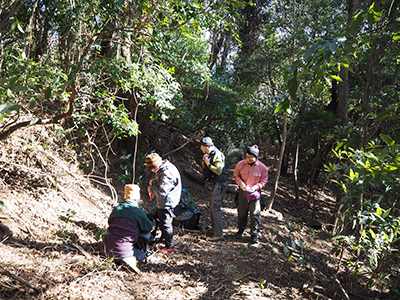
[173,188,202,230]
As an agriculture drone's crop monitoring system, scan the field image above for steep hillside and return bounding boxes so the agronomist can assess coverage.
[0,124,388,300]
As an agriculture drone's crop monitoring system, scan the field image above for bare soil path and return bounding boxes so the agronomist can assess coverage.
[0,126,387,299]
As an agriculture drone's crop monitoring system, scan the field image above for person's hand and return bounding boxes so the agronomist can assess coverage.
[147,186,153,201]
[203,154,210,166]
[240,182,246,191]
[248,186,258,193]
[149,179,154,186]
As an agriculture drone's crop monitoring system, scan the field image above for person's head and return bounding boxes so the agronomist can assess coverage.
[123,184,143,205]
[146,153,162,173]
[246,145,259,164]
[200,136,214,154]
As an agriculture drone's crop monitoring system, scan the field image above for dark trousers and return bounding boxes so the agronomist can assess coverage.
[237,189,261,236]
[158,207,175,248]
[209,182,227,236]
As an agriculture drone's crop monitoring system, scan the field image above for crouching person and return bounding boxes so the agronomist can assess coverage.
[104,184,153,273]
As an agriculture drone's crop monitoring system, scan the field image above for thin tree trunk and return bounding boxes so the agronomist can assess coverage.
[293,139,300,204]
[336,0,359,126]
[266,112,288,210]
[333,0,358,233]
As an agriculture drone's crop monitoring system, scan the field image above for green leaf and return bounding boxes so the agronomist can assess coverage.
[331,75,343,82]
[382,208,391,219]
[323,50,331,64]
[17,23,24,33]
[274,99,290,114]
[290,59,302,73]
[0,103,21,114]
[11,21,17,31]
[375,111,390,122]
[380,134,395,146]
[303,48,314,61]
[349,168,357,180]
[45,87,52,99]
[369,229,376,239]
[29,118,40,125]
[376,207,382,216]
[367,2,382,24]
[29,98,36,109]
[287,77,298,101]
[6,89,15,98]
[349,12,364,34]
[329,42,337,54]
[314,84,324,96]
[337,37,347,47]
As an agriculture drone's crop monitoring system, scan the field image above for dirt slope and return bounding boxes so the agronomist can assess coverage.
[0,124,388,299]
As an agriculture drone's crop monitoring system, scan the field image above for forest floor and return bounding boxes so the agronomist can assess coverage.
[0,123,391,299]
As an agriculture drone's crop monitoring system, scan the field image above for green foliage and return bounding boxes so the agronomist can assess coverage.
[287,107,341,180]
[257,278,266,289]
[56,229,71,243]
[94,228,108,242]
[326,137,400,286]
[100,102,139,138]
[283,220,307,267]
[0,102,20,122]
[59,209,77,224]
[116,161,133,184]
[57,209,77,244]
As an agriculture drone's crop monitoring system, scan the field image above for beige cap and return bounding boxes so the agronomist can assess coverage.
[124,184,141,200]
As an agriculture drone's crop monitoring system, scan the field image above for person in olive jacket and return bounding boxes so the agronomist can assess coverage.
[200,137,227,242]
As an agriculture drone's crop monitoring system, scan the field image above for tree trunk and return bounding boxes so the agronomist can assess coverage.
[336,67,349,126]
[336,0,359,126]
[293,139,300,204]
[266,112,288,210]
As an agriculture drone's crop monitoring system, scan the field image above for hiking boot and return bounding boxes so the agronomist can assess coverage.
[236,229,244,238]
[251,235,259,244]
[207,235,224,242]
[157,245,174,254]
[122,256,142,274]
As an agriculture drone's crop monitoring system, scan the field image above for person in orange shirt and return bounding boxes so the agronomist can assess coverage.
[233,145,268,244]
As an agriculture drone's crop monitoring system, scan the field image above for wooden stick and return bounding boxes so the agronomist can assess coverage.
[0,265,41,294]
[72,243,93,261]
[333,275,350,300]
[163,137,193,157]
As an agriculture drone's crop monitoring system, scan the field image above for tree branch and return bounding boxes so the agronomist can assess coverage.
[0,265,41,294]
[0,83,76,141]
